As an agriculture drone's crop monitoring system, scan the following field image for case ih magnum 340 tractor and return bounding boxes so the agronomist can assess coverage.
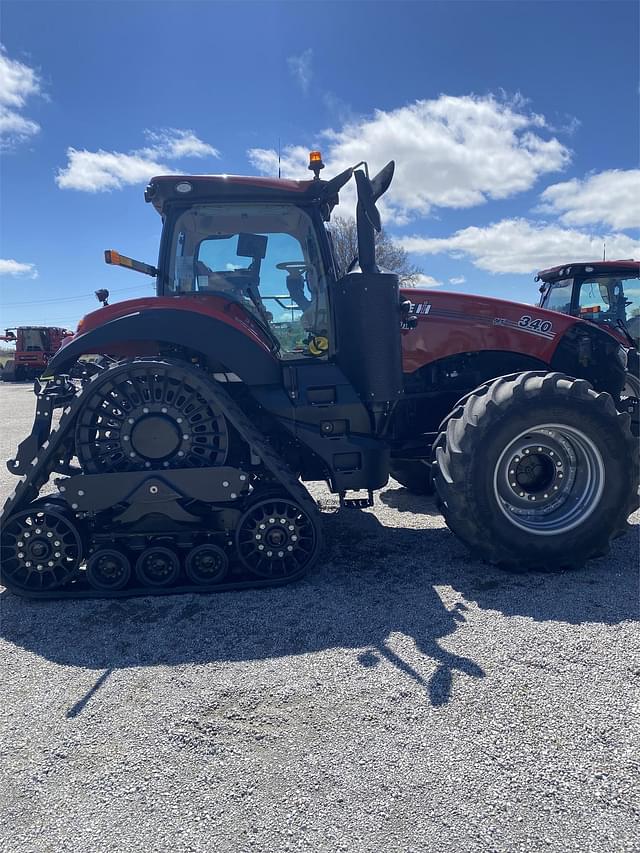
[0,327,72,382]
[1,155,637,598]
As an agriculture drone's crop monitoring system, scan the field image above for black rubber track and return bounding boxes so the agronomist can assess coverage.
[432,371,639,571]
[0,358,323,599]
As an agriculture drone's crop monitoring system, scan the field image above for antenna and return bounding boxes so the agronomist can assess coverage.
[278,137,281,179]
[603,241,606,261]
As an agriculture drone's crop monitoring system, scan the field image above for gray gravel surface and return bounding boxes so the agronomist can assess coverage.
[1,382,638,852]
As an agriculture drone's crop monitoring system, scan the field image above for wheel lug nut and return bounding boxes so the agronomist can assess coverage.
[258,545,264,551]
[128,418,135,424]
[25,561,32,567]
[287,546,293,552]
[255,534,261,540]
[182,435,189,440]
[54,552,61,558]
[177,418,183,424]
[259,524,266,530]
[46,532,53,538]
[278,551,284,558]
[161,407,168,413]
[54,541,60,547]
[291,535,298,541]
[143,407,149,414]
[24,532,30,538]
[267,550,273,557]
[17,552,24,559]
[288,525,295,531]
[48,561,54,567]
[269,518,275,524]
[280,519,286,524]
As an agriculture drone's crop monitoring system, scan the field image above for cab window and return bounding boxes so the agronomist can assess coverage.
[168,204,329,358]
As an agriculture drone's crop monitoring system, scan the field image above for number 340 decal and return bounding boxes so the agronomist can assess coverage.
[518,314,553,333]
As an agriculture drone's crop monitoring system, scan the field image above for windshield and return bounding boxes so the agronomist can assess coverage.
[21,328,48,351]
[167,203,330,357]
[541,279,573,313]
[577,275,640,344]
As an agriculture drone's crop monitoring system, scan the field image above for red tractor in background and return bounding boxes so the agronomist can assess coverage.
[537,258,640,409]
[1,155,637,599]
[0,326,72,382]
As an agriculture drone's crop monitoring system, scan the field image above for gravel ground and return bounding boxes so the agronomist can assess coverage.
[1,382,638,852]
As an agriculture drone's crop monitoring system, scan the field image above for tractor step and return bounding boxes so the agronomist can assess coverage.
[339,489,374,509]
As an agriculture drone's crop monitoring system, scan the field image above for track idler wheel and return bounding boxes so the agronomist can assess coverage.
[185,543,228,585]
[235,495,320,579]
[135,545,180,587]
[86,549,132,591]
[0,502,82,592]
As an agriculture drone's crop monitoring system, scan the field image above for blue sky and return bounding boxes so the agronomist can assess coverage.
[1,0,638,330]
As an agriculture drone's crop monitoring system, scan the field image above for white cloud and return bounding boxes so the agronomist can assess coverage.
[287,49,313,93]
[248,94,571,223]
[539,169,640,231]
[56,148,173,192]
[56,128,219,192]
[401,219,640,275]
[413,274,443,287]
[449,275,466,285]
[0,45,42,148]
[141,128,220,160]
[0,258,38,278]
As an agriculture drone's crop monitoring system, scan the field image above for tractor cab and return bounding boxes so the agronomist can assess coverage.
[537,260,640,347]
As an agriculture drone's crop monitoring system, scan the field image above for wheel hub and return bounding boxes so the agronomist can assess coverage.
[130,415,182,459]
[494,424,605,534]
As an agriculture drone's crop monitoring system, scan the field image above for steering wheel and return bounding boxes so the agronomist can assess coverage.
[276,262,308,274]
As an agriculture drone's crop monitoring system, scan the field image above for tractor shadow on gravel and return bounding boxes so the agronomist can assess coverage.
[1,503,637,716]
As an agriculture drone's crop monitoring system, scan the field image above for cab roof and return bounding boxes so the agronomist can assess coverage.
[144,174,328,215]
[537,259,639,281]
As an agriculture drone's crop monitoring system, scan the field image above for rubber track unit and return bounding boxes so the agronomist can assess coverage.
[432,371,639,571]
[0,360,322,599]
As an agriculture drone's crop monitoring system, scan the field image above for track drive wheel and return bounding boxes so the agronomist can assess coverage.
[236,493,321,580]
[0,501,82,592]
[75,358,229,474]
[433,371,639,571]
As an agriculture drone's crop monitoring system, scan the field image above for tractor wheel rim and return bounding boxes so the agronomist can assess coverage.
[236,498,317,578]
[0,505,82,591]
[493,423,605,535]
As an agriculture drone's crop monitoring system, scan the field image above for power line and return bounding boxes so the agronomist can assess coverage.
[0,284,153,309]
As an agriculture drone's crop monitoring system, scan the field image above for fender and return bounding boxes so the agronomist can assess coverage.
[45,308,282,386]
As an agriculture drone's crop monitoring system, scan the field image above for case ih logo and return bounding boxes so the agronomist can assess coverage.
[408,302,432,315]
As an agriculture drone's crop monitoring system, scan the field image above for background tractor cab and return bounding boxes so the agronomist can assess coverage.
[537,260,640,348]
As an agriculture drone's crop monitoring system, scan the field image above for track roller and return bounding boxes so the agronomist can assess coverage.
[235,494,320,579]
[86,549,132,591]
[0,501,82,593]
[185,543,228,585]
[134,545,181,587]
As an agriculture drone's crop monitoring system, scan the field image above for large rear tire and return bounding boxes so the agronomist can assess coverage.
[433,372,638,571]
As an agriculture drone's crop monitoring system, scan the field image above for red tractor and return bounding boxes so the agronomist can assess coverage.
[1,156,637,598]
[537,259,640,409]
[0,326,72,382]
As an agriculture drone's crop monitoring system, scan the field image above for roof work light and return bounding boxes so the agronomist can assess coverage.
[308,150,325,180]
